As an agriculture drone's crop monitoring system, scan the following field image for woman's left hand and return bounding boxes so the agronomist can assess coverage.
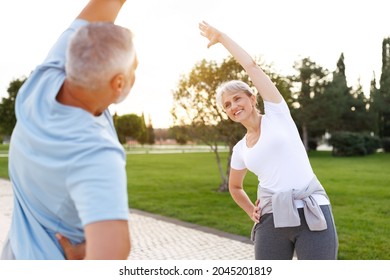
[251,199,260,223]
[199,21,222,48]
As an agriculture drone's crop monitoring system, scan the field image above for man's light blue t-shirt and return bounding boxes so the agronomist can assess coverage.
[8,19,129,259]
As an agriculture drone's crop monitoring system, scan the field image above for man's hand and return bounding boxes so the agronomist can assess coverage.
[56,233,86,260]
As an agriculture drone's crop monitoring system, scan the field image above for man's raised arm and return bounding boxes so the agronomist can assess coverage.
[77,0,126,22]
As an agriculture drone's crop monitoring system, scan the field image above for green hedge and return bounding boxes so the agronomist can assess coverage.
[382,137,390,153]
[329,132,381,156]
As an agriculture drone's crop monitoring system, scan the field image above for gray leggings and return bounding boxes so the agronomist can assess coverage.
[253,205,338,260]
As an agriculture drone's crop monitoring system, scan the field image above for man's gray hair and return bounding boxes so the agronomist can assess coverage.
[66,22,135,90]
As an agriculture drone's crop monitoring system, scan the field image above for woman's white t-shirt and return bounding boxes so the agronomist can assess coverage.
[230,99,329,207]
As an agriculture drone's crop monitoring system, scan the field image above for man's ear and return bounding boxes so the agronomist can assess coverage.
[110,73,125,96]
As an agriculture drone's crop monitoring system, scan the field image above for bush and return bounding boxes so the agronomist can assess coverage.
[308,138,318,151]
[363,135,381,155]
[329,132,380,156]
[382,137,390,153]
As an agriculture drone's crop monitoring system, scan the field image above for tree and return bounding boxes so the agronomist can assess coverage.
[114,114,145,144]
[327,53,352,132]
[137,113,148,145]
[331,53,370,133]
[168,125,191,144]
[145,114,155,145]
[317,68,345,134]
[291,57,329,151]
[171,57,247,191]
[0,77,26,137]
[376,37,390,137]
[369,72,380,135]
[172,56,291,191]
[344,80,373,133]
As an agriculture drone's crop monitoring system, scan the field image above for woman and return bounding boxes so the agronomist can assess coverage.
[199,21,338,260]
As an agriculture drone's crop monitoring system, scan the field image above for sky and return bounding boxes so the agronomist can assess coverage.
[1,0,389,128]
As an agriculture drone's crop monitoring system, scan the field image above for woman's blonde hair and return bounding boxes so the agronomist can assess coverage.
[216,80,257,108]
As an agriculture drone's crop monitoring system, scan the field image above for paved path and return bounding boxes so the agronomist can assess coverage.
[0,178,254,259]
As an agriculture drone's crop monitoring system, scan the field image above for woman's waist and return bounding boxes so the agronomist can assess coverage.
[293,194,330,208]
[258,175,329,214]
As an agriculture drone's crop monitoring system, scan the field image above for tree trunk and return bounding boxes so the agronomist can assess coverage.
[211,145,229,192]
[302,123,309,152]
[217,145,233,192]
[218,180,229,192]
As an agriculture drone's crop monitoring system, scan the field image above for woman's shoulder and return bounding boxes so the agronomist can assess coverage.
[233,137,246,151]
[263,98,290,115]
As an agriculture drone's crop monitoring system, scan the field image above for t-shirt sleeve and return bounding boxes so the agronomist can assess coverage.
[230,141,247,170]
[15,20,89,106]
[42,19,89,69]
[263,99,290,115]
[67,147,129,226]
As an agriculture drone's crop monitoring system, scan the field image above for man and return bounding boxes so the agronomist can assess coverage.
[1,0,137,259]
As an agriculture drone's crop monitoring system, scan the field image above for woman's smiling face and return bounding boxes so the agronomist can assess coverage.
[222,90,256,122]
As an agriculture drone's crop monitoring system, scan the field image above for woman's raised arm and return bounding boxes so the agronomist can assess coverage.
[199,21,282,103]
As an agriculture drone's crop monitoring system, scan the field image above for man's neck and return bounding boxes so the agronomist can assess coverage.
[57,80,105,116]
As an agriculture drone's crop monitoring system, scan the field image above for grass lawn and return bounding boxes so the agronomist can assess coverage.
[1,147,389,259]
[310,152,390,260]
[125,151,390,260]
